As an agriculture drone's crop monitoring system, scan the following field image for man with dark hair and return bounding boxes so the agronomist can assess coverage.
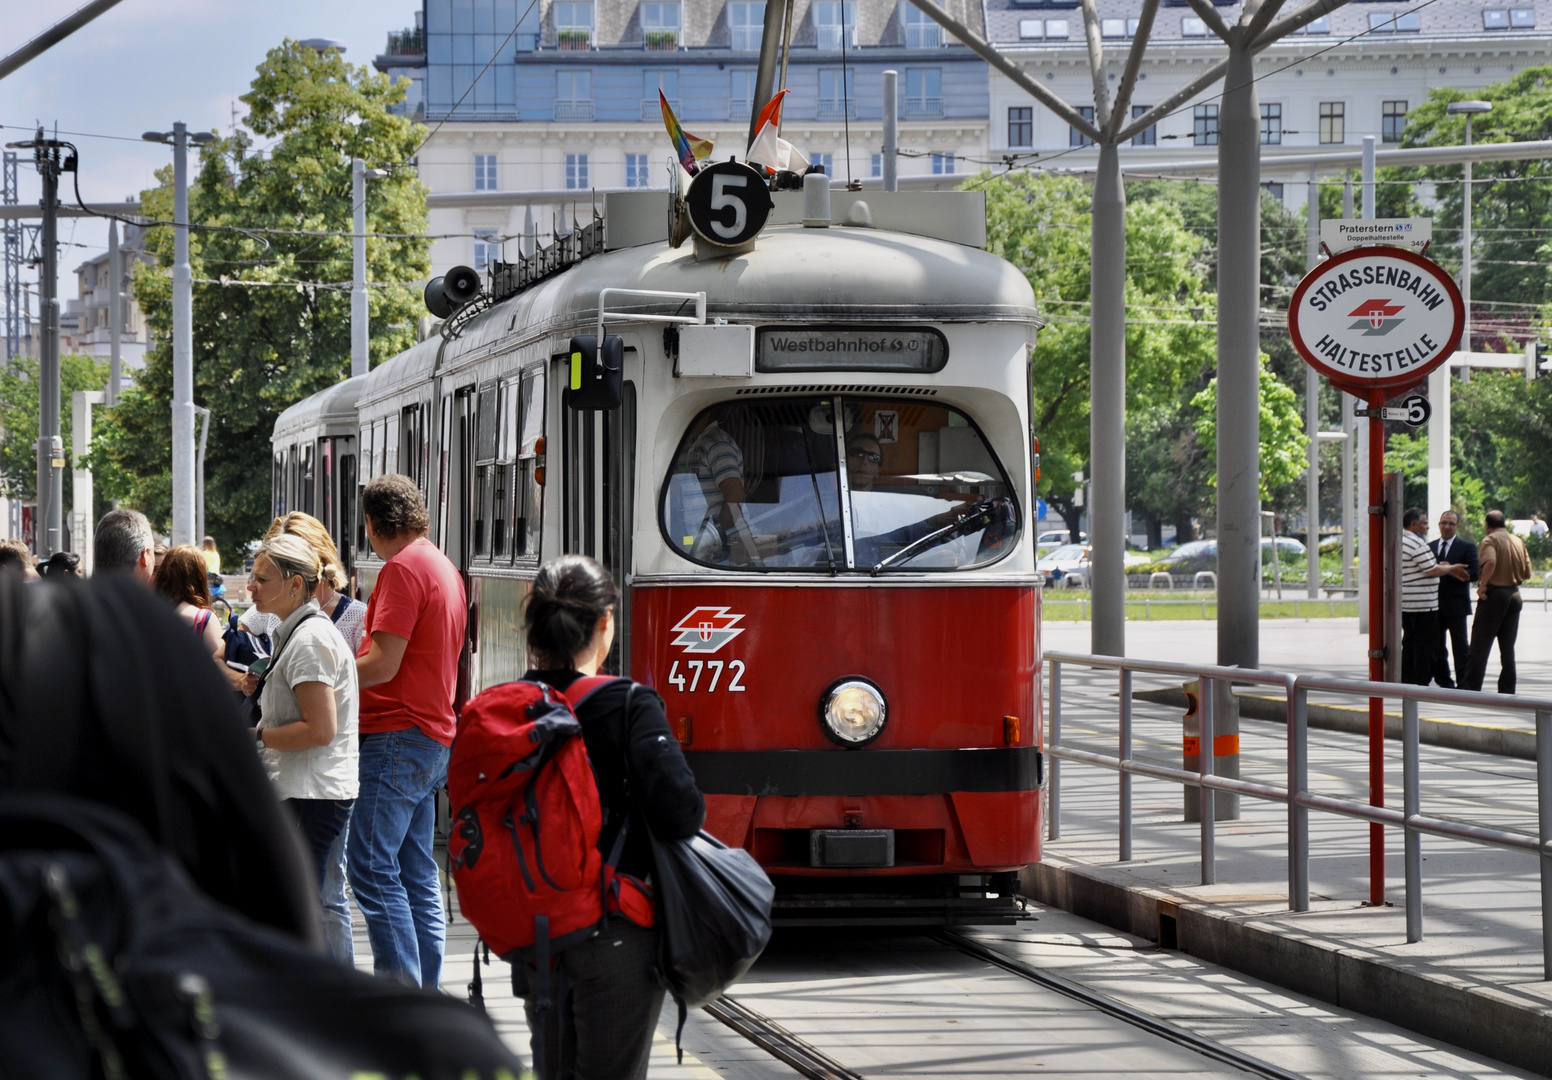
[1464,509,1531,693]
[1429,511,1478,688]
[1398,507,1466,686]
[350,474,465,987]
[93,508,155,583]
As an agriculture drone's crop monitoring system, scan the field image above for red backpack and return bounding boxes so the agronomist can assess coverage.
[446,676,653,966]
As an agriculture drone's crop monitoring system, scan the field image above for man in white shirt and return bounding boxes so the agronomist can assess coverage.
[1399,507,1467,685]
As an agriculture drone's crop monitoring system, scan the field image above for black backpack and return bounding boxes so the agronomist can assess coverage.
[0,793,525,1080]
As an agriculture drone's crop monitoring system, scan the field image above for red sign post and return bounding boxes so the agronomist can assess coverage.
[1287,244,1464,905]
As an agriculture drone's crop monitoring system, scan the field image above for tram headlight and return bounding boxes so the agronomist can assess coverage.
[819,677,887,747]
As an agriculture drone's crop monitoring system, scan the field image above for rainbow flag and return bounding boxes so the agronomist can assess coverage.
[660,90,713,175]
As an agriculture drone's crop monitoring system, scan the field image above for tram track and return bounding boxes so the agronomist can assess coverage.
[703,929,1312,1080]
[703,995,865,1080]
[935,929,1311,1080]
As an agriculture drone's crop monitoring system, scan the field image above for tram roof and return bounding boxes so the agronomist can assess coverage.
[446,224,1039,370]
[271,373,368,445]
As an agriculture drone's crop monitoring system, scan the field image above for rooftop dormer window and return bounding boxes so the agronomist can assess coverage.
[643,1,681,49]
[729,1,765,50]
[814,1,857,50]
[1483,8,1509,28]
[903,3,942,48]
[554,1,593,49]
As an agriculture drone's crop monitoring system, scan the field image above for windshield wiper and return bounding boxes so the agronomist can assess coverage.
[799,424,838,573]
[870,500,1004,576]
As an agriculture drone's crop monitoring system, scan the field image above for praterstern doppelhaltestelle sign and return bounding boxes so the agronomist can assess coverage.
[1288,245,1464,394]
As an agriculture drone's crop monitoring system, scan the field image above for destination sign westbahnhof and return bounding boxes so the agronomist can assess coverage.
[1287,245,1463,393]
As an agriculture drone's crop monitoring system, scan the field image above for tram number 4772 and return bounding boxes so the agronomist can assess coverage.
[667,659,748,693]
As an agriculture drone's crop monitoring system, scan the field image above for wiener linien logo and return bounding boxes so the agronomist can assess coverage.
[669,607,746,654]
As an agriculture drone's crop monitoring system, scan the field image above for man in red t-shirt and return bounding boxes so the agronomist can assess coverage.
[348,475,466,987]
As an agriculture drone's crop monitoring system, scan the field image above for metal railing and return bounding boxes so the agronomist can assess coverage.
[643,98,680,121]
[553,100,594,121]
[1045,650,1552,977]
[1043,596,1359,619]
[902,96,943,119]
[817,99,856,120]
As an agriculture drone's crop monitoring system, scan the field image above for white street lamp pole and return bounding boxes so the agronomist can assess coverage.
[351,158,388,379]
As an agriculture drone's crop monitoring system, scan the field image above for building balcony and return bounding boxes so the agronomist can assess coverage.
[817,99,855,120]
[730,29,762,51]
[730,99,753,122]
[385,27,424,55]
[904,25,942,48]
[644,98,681,121]
[555,100,594,121]
[644,31,679,50]
[902,96,942,119]
[556,30,592,50]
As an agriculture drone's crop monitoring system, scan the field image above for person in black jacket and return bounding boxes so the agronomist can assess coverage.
[1429,511,1479,688]
[519,554,705,1080]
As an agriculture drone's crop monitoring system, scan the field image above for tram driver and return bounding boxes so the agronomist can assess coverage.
[682,412,760,564]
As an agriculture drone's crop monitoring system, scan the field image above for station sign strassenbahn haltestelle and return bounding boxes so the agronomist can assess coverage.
[1287,244,1464,395]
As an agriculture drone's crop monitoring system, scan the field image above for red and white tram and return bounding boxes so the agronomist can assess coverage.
[276,186,1045,922]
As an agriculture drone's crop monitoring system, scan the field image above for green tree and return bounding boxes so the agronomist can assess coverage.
[980,174,1218,542]
[93,40,429,552]
[0,353,110,536]
[1190,360,1310,500]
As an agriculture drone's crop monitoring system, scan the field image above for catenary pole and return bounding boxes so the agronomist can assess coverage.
[171,121,195,547]
[34,131,63,556]
[882,70,898,192]
[107,218,120,405]
[352,158,369,378]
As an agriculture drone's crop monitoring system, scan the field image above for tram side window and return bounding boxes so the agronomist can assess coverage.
[516,369,546,559]
[299,442,315,518]
[273,450,285,517]
[357,422,374,558]
[384,414,400,476]
[473,384,499,560]
[400,404,424,491]
[495,378,521,562]
[662,397,1017,572]
[338,450,357,573]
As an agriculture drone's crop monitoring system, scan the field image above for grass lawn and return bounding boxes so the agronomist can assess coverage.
[1041,591,1360,621]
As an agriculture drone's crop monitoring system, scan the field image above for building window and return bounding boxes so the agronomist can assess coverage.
[809,152,834,173]
[1511,8,1536,26]
[1483,9,1508,28]
[474,153,498,190]
[931,152,955,175]
[1382,100,1408,143]
[1319,101,1345,144]
[1044,18,1069,38]
[1193,103,1218,146]
[554,0,593,48]
[1369,12,1396,32]
[1260,103,1282,145]
[903,3,941,47]
[566,153,589,189]
[1100,17,1126,37]
[644,69,680,120]
[1182,16,1207,36]
[904,67,941,118]
[730,69,756,120]
[813,1,857,49]
[642,1,680,48]
[871,152,882,177]
[1018,19,1043,39]
[1008,106,1033,148]
[473,230,500,273]
[1394,11,1420,30]
[1294,14,1331,33]
[1131,104,1155,146]
[729,1,765,50]
[626,153,651,188]
[818,68,854,119]
[1262,182,1284,203]
[1070,105,1095,148]
[555,69,593,120]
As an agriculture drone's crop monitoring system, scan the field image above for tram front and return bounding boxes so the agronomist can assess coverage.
[628,207,1045,924]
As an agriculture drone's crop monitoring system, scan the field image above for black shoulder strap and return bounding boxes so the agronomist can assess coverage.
[254,610,327,697]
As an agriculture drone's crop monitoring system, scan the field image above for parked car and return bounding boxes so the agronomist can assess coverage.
[1037,543,1151,586]
[1036,528,1086,556]
[1139,537,1306,576]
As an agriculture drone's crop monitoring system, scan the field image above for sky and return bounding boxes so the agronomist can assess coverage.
[1,0,418,302]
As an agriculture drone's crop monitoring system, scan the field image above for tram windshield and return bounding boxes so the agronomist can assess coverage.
[662,397,1019,572]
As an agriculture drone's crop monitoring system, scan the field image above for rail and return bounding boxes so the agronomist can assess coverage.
[1043,650,1552,978]
[1043,596,1359,619]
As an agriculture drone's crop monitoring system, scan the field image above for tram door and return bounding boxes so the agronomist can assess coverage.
[563,377,636,674]
[445,385,477,572]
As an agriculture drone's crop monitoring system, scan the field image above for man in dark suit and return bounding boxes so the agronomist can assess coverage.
[1429,510,1479,688]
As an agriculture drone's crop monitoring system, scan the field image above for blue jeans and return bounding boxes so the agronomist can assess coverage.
[322,819,354,966]
[348,728,450,988]
[283,797,355,966]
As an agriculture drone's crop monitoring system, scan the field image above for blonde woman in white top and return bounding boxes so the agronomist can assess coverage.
[246,533,359,963]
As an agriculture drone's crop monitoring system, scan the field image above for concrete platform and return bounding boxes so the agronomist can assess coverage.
[1033,612,1552,1076]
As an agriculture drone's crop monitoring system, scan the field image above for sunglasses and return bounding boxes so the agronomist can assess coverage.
[848,449,882,465]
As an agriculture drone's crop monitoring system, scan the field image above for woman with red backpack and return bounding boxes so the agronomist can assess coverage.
[514,555,705,1080]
